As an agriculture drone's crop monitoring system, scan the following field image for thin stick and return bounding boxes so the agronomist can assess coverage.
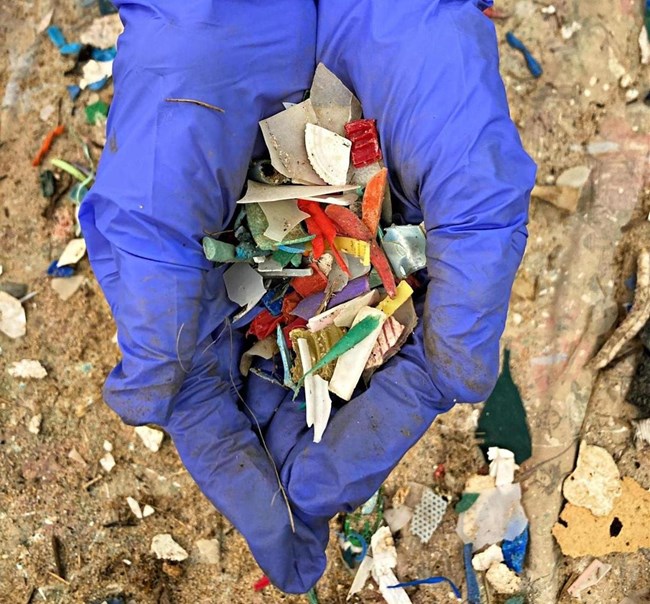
[47,571,70,586]
[165,98,225,113]
[83,475,102,490]
[226,319,296,533]
[51,534,65,579]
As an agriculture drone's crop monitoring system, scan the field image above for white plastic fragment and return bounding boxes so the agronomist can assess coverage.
[384,505,413,533]
[305,123,352,186]
[347,554,374,600]
[56,238,86,267]
[485,563,523,595]
[100,452,116,473]
[296,338,332,443]
[640,25,650,65]
[556,166,591,190]
[68,448,88,466]
[0,291,27,339]
[567,559,612,598]
[127,496,143,519]
[51,275,84,301]
[488,447,519,486]
[223,263,266,319]
[370,527,413,604]
[28,414,42,435]
[239,336,278,377]
[150,534,189,562]
[103,440,113,452]
[135,426,164,452]
[259,99,325,185]
[142,504,155,518]
[562,441,622,516]
[310,63,362,136]
[307,290,380,332]
[192,539,220,564]
[410,488,448,544]
[80,60,113,89]
[8,359,47,379]
[237,180,358,205]
[472,544,504,571]
[260,199,310,242]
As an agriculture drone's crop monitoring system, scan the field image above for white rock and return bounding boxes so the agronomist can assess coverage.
[8,359,47,379]
[135,426,164,452]
[39,104,55,122]
[486,563,523,595]
[192,539,220,564]
[472,544,504,571]
[0,291,27,339]
[51,276,84,301]
[68,448,87,466]
[563,442,622,516]
[541,4,556,14]
[100,452,116,473]
[151,534,188,562]
[561,21,582,40]
[126,496,143,519]
[626,89,640,103]
[79,14,123,48]
[142,504,155,518]
[28,414,42,435]
[620,73,633,89]
[103,440,113,452]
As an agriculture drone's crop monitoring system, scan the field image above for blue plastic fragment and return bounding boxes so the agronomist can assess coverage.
[344,531,368,562]
[502,525,528,574]
[87,77,109,91]
[262,287,284,317]
[463,543,481,604]
[276,325,294,389]
[277,244,307,253]
[91,47,117,61]
[505,32,543,78]
[47,26,66,48]
[504,597,525,604]
[67,85,82,101]
[60,42,82,55]
[388,576,461,599]
[47,260,75,278]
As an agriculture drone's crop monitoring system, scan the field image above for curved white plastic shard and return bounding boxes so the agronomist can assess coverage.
[328,306,386,401]
[57,237,87,267]
[296,338,332,442]
[305,123,352,186]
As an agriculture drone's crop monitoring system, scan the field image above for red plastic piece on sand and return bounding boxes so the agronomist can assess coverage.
[291,263,329,298]
[344,119,382,168]
[253,575,271,591]
[247,309,283,340]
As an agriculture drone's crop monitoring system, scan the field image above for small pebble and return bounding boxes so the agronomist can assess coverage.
[151,534,189,561]
[100,452,116,473]
[135,426,164,452]
[28,414,42,435]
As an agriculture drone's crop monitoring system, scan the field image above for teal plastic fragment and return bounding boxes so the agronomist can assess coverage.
[276,325,295,390]
[271,249,295,268]
[202,237,236,263]
[290,253,303,268]
[368,269,382,289]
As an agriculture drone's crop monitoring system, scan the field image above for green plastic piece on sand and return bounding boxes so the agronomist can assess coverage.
[85,100,109,125]
[455,492,480,513]
[202,237,236,262]
[477,349,532,464]
[307,588,319,604]
[299,314,382,386]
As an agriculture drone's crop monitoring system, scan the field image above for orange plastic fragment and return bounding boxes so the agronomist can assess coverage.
[32,125,65,167]
[361,168,387,236]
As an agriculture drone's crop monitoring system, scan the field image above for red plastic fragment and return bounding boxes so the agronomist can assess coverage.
[253,576,271,591]
[344,119,382,168]
[433,464,446,481]
[281,291,303,317]
[483,6,510,18]
[283,317,308,349]
[325,206,397,297]
[247,309,283,340]
[298,199,350,276]
[32,124,65,167]
[291,263,329,298]
[361,167,388,236]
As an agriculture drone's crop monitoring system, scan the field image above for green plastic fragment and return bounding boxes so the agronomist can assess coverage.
[477,349,532,464]
[454,492,480,513]
[85,100,109,125]
[306,588,319,604]
[289,253,303,268]
[298,314,382,386]
[368,269,382,289]
[271,249,294,267]
[50,158,88,182]
[505,596,526,604]
[202,236,236,262]
[246,203,307,251]
[276,324,295,390]
[279,233,316,246]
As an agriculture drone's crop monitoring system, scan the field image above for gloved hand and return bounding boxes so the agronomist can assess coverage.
[277,0,537,519]
[78,1,330,593]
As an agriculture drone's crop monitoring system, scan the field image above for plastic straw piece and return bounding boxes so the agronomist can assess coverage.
[463,543,481,604]
[505,32,543,78]
[32,125,65,167]
[50,158,87,182]
[388,576,461,599]
[298,314,382,386]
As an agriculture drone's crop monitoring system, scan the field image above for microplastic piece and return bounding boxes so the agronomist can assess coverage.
[345,119,383,168]
[237,180,358,204]
[260,199,310,242]
[382,224,427,279]
[296,338,332,443]
[376,281,413,317]
[202,237,236,263]
[410,488,448,544]
[365,316,405,370]
[334,237,370,266]
[307,290,380,332]
[223,264,266,316]
[310,63,362,136]
[305,123,352,186]
[57,238,87,267]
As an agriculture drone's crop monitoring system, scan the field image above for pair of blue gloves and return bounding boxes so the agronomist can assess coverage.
[79,0,535,593]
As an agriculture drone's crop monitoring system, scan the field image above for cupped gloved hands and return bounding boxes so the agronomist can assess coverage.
[78,0,330,594]
[80,0,536,594]
[274,0,536,521]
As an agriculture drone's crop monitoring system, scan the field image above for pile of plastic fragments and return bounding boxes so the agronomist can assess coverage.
[203,64,426,443]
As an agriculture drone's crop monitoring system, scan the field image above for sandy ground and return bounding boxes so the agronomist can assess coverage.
[0,0,649,603]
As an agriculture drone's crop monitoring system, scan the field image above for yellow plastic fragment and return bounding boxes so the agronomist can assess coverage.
[376,280,414,317]
[333,236,371,266]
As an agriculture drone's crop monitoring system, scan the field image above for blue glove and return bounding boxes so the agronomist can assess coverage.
[78,1,329,593]
[277,0,536,519]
